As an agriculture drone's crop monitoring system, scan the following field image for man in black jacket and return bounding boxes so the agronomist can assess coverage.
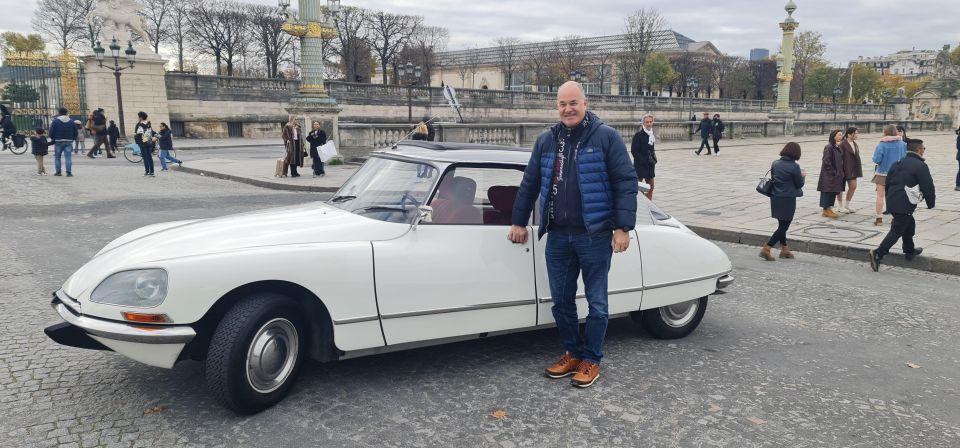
[107,120,120,153]
[869,139,936,271]
[694,112,713,155]
[711,114,725,156]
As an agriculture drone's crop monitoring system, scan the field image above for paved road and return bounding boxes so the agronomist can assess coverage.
[1,159,959,447]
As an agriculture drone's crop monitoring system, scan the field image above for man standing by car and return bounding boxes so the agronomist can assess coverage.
[508,81,638,388]
[868,139,935,272]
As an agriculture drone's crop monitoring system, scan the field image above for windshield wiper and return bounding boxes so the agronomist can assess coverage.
[330,195,357,203]
[351,205,408,214]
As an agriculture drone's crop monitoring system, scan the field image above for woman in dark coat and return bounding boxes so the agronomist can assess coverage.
[281,115,306,178]
[630,114,657,200]
[817,130,846,219]
[305,121,327,177]
[838,127,863,212]
[760,142,805,261]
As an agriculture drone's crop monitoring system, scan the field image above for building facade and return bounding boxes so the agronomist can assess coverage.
[850,50,937,79]
[749,48,770,61]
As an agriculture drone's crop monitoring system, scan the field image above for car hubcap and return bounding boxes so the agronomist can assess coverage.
[660,299,699,328]
[246,318,299,394]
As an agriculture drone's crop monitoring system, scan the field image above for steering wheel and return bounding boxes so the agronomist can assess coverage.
[399,191,420,210]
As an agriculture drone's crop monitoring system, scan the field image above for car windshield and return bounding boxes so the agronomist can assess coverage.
[328,156,439,223]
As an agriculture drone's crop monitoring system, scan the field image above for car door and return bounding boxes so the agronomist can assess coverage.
[374,165,538,345]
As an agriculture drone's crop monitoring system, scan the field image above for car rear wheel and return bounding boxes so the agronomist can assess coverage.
[205,294,306,414]
[633,296,708,339]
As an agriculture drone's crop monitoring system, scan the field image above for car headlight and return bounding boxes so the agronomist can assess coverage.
[90,269,168,308]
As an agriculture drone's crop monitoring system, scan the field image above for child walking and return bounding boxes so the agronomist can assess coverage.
[30,128,52,175]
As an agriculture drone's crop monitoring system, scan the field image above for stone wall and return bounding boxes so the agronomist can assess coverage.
[83,56,170,136]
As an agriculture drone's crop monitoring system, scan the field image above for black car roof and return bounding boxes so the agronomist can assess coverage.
[371,140,533,165]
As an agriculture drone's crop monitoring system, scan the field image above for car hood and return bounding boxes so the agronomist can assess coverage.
[61,202,407,298]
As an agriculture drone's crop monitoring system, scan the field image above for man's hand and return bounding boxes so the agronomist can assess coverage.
[612,229,630,253]
[507,225,528,244]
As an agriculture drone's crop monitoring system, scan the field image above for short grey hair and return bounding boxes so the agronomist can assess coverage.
[641,114,654,122]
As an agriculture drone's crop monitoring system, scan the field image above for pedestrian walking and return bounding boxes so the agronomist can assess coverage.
[87,108,112,158]
[0,104,16,147]
[30,128,52,175]
[630,114,657,200]
[954,126,960,191]
[711,114,725,156]
[281,115,305,178]
[49,108,77,177]
[305,121,327,177]
[868,139,935,271]
[509,81,638,388]
[694,112,713,155]
[837,127,863,213]
[759,142,805,261]
[422,115,435,141]
[107,120,120,154]
[154,123,182,171]
[817,130,846,219]
[871,125,907,225]
[135,111,155,177]
[73,120,86,155]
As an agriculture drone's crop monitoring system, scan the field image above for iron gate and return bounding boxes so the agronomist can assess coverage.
[1,50,87,133]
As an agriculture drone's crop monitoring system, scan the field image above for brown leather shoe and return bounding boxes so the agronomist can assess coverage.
[822,208,840,219]
[874,217,883,226]
[779,245,794,259]
[759,244,775,261]
[571,361,601,388]
[545,352,580,378]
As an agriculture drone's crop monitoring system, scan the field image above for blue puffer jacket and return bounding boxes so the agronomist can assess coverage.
[48,115,78,142]
[872,138,906,175]
[512,111,639,238]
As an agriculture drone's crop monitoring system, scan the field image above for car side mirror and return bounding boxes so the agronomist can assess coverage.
[412,205,433,230]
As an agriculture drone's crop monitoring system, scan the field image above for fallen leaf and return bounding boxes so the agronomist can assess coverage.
[144,406,164,414]
[490,410,508,420]
[905,363,921,369]
[707,403,722,413]
[746,416,766,425]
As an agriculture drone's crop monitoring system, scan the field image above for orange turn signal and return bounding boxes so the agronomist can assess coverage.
[121,312,172,324]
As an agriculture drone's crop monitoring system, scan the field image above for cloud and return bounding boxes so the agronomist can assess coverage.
[6,0,960,65]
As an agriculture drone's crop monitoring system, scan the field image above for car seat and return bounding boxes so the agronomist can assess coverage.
[483,186,519,225]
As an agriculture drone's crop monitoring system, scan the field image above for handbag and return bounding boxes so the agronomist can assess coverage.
[756,165,774,197]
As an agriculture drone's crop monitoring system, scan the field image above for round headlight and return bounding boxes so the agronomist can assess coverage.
[91,269,169,308]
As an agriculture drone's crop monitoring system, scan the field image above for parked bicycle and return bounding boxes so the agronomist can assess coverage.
[123,143,175,164]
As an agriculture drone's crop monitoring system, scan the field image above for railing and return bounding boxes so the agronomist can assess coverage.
[165,73,300,101]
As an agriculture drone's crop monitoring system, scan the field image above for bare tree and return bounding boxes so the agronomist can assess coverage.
[334,6,372,83]
[219,5,251,76]
[555,35,586,80]
[186,0,227,75]
[791,31,826,100]
[406,25,448,85]
[493,37,522,90]
[138,0,172,53]
[463,47,481,88]
[72,0,101,49]
[166,0,189,71]
[452,56,470,88]
[619,8,666,94]
[523,41,557,92]
[32,0,86,52]
[365,10,420,84]
[708,55,741,98]
[247,4,294,78]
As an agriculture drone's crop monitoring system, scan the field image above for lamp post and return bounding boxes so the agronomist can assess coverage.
[399,61,422,124]
[686,78,699,119]
[279,0,341,98]
[832,86,843,120]
[882,91,892,121]
[92,38,136,138]
[771,0,798,118]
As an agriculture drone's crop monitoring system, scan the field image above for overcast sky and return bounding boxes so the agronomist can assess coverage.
[3,0,958,64]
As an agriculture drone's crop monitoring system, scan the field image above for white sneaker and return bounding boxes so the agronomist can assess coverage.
[844,206,856,213]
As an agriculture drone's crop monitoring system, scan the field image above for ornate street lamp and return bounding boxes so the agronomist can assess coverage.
[882,91,892,121]
[832,86,843,120]
[686,78,699,119]
[399,61,422,124]
[93,37,136,138]
[279,0,341,98]
[771,0,799,118]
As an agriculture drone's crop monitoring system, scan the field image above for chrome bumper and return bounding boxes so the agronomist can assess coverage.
[51,300,196,345]
[714,274,735,293]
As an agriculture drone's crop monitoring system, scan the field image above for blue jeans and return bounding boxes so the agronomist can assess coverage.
[54,142,72,174]
[545,231,613,364]
[140,143,154,174]
[158,149,181,170]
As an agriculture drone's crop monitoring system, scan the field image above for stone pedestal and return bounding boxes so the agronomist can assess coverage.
[82,53,170,138]
[768,110,796,136]
[890,98,910,121]
[285,97,342,151]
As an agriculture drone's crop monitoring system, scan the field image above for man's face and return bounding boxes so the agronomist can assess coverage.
[917,145,926,156]
[703,113,710,119]
[557,84,588,128]
[643,117,654,129]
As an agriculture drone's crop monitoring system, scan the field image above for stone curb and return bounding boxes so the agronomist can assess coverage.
[172,165,340,193]
[176,143,284,151]
[687,225,960,276]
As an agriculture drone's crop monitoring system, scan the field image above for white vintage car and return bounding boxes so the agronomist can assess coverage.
[46,141,734,413]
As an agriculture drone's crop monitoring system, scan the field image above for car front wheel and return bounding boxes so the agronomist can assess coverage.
[634,296,708,339]
[205,294,306,414]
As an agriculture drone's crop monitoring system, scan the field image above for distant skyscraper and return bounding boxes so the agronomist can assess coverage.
[750,48,770,61]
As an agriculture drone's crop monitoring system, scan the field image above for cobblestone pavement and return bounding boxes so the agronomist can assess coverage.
[1,156,959,447]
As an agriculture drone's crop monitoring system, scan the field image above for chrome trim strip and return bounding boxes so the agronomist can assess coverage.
[538,286,645,303]
[645,271,731,291]
[380,299,535,320]
[536,271,731,303]
[53,303,195,345]
[333,315,380,325]
[716,275,735,290]
[56,289,81,314]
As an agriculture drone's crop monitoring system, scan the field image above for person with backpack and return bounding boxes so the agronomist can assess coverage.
[135,111,155,177]
[868,139,935,271]
[711,114,725,156]
[759,142,805,261]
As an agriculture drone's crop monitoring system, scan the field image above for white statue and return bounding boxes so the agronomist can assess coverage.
[88,0,153,54]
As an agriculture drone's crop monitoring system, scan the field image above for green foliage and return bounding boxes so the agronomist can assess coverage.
[951,45,960,66]
[1,83,40,103]
[327,157,345,166]
[642,53,675,90]
[804,66,842,101]
[1,32,45,53]
[851,64,882,102]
